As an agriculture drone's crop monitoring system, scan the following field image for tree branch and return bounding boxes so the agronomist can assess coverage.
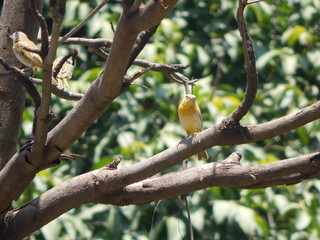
[29,0,65,164]
[223,0,258,124]
[134,59,189,73]
[4,152,320,239]
[0,0,43,172]
[30,0,49,57]
[105,152,320,205]
[0,58,41,108]
[0,0,180,215]
[91,46,188,73]
[45,0,179,161]
[31,77,83,100]
[127,24,160,69]
[58,0,109,44]
[2,95,320,217]
[55,37,113,48]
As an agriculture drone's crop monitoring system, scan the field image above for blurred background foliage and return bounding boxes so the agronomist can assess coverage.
[14,0,320,239]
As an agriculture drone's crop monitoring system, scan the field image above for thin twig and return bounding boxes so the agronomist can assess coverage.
[92,46,189,73]
[133,59,189,73]
[110,21,116,33]
[31,78,83,100]
[90,46,109,59]
[181,160,194,240]
[0,71,13,76]
[30,0,49,57]
[169,72,199,94]
[122,67,152,89]
[247,0,264,4]
[58,0,109,44]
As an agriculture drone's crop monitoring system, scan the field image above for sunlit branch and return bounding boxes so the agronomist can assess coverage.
[58,0,109,44]
[223,0,258,124]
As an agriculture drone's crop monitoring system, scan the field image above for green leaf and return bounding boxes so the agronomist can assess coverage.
[296,126,310,145]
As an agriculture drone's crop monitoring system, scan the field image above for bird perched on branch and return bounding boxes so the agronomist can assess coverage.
[52,56,74,89]
[178,94,208,160]
[9,31,42,73]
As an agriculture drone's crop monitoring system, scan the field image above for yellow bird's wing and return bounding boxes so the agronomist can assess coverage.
[30,53,42,68]
[22,40,42,68]
[195,103,203,129]
[14,40,42,68]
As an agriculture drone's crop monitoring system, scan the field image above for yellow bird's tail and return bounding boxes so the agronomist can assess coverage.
[198,150,208,160]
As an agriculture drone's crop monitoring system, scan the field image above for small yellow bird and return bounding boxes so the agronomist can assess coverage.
[178,94,208,160]
[52,56,74,89]
[9,31,42,72]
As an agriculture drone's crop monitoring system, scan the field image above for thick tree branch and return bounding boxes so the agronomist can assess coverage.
[2,96,320,216]
[105,152,320,205]
[0,0,42,170]
[123,0,178,33]
[4,152,320,239]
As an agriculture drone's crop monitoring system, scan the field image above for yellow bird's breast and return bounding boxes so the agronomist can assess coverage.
[178,103,202,136]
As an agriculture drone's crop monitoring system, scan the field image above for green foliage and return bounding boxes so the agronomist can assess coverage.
[19,0,320,239]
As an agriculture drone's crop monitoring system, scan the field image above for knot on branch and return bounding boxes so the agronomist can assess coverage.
[123,0,142,18]
[104,156,122,170]
[309,153,320,167]
[220,119,251,141]
[223,152,242,165]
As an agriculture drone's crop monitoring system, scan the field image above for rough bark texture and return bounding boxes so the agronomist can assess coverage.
[0,0,42,170]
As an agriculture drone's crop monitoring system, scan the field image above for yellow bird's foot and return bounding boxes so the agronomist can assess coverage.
[20,67,32,75]
[62,79,69,89]
[178,135,191,145]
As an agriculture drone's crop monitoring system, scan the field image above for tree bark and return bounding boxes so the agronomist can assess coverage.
[0,0,42,170]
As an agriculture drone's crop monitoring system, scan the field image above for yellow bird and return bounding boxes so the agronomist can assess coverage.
[9,31,42,72]
[52,56,74,89]
[178,94,208,160]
